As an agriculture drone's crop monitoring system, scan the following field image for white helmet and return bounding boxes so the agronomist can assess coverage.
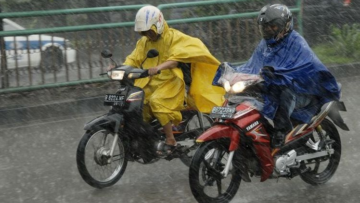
[134,5,165,35]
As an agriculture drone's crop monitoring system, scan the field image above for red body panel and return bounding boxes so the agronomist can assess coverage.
[245,124,273,181]
[232,103,261,128]
[197,125,240,151]
[284,124,316,145]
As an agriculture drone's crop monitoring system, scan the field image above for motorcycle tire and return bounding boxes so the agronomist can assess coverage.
[76,128,128,189]
[189,140,241,203]
[179,114,213,167]
[300,118,341,185]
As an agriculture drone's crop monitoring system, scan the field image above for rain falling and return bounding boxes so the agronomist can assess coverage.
[0,0,359,203]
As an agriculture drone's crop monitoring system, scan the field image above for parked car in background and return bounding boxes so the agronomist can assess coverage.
[1,18,76,70]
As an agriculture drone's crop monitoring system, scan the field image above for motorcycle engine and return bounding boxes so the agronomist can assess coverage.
[131,140,139,150]
[274,150,299,175]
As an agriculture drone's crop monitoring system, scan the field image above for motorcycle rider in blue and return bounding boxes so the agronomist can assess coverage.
[215,4,341,148]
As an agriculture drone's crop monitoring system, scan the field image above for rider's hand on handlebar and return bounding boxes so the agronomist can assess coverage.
[260,66,276,80]
[148,67,160,76]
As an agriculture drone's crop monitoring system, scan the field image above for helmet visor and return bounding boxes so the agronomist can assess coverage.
[259,23,280,40]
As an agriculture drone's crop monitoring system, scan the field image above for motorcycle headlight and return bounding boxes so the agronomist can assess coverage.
[109,70,125,80]
[223,80,231,92]
[223,80,247,93]
[231,81,246,93]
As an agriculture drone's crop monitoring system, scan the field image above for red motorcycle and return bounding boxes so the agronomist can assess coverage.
[188,63,349,203]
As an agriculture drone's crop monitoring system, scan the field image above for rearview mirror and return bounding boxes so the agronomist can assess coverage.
[101,49,113,58]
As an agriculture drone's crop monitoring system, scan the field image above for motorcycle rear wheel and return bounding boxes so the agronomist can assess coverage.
[76,128,128,188]
[189,140,241,203]
[179,113,213,167]
[300,118,341,185]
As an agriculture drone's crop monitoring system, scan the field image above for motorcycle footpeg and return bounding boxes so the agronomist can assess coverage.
[163,145,186,160]
[176,145,188,153]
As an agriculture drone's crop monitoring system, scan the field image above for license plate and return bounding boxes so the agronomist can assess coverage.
[210,107,236,119]
[104,94,125,106]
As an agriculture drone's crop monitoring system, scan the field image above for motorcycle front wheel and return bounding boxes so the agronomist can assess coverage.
[76,128,128,189]
[189,140,241,203]
[300,118,341,185]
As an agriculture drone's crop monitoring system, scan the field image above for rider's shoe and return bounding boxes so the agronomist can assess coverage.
[271,131,285,148]
[156,142,179,157]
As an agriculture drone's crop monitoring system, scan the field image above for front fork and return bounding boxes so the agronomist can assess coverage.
[100,114,123,164]
[221,151,235,177]
[107,132,120,163]
[210,148,235,178]
[197,111,205,131]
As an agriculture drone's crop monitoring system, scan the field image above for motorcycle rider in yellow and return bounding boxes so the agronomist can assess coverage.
[123,5,225,155]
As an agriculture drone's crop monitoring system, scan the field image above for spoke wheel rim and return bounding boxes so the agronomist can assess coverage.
[84,130,125,182]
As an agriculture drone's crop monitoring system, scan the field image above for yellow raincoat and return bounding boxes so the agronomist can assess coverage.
[123,22,225,126]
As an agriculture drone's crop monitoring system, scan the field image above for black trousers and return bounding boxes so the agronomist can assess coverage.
[272,87,314,134]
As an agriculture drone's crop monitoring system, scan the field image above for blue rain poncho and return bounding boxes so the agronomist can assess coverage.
[228,30,340,123]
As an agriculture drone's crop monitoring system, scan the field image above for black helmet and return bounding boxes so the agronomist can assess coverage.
[257,4,293,43]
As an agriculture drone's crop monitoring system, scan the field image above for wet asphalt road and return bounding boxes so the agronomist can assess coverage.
[0,75,360,203]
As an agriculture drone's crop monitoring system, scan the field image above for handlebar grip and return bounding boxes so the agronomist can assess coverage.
[139,70,150,77]
[140,70,161,77]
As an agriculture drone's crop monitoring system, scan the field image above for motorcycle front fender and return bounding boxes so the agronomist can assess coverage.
[84,113,123,132]
[196,124,240,151]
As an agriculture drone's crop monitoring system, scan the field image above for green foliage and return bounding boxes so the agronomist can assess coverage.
[330,24,360,58]
[313,44,357,64]
[313,23,360,64]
